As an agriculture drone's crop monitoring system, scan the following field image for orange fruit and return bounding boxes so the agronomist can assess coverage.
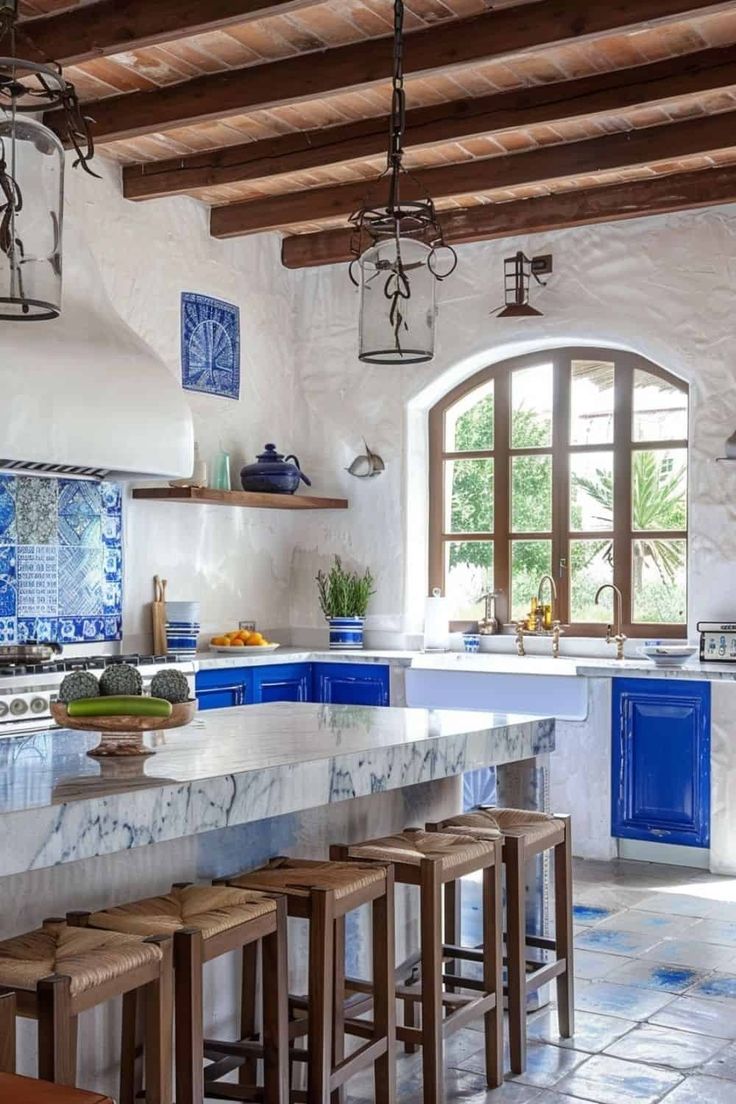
[211,635,228,646]
[249,633,265,645]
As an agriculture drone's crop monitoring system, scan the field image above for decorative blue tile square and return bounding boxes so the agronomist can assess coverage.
[181,292,240,400]
[16,477,58,544]
[58,547,103,616]
[58,480,102,546]
[103,576,122,614]
[0,546,15,617]
[102,514,121,546]
[0,475,16,544]
[104,615,122,641]
[17,546,58,617]
[103,546,122,579]
[100,482,122,515]
[0,616,15,642]
[18,617,58,643]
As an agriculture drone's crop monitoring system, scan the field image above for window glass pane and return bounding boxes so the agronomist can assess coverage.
[570,359,614,445]
[632,449,687,531]
[633,368,687,442]
[570,452,613,532]
[444,459,494,533]
[445,380,494,452]
[510,540,551,621]
[632,539,686,624]
[511,455,552,532]
[445,541,493,621]
[570,540,613,622]
[511,363,553,448]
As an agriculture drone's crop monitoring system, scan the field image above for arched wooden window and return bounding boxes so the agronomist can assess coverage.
[429,348,688,637]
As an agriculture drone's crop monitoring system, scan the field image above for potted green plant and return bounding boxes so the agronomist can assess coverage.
[316,556,375,650]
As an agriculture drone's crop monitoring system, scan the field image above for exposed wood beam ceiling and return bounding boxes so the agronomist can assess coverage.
[123,42,736,201]
[41,0,735,143]
[210,110,736,236]
[19,1,325,68]
[281,164,736,268]
[16,0,736,264]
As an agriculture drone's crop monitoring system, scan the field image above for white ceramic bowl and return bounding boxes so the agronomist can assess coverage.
[639,644,698,668]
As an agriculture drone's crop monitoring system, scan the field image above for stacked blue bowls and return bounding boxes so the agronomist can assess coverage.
[165,601,200,656]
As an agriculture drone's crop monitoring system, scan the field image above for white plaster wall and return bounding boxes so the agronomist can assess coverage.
[60,160,301,646]
[287,205,736,641]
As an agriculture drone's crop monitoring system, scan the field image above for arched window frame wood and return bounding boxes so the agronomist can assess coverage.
[429,347,688,638]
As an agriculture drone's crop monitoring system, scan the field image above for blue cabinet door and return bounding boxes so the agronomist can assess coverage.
[195,667,253,711]
[252,663,311,703]
[313,663,390,706]
[612,678,710,848]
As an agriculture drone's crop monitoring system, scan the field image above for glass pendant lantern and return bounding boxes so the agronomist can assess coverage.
[349,1,456,365]
[0,1,97,321]
[0,104,64,319]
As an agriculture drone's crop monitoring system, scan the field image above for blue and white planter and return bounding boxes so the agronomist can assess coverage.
[328,617,365,650]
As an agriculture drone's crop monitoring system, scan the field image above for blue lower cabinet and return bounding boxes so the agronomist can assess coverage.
[612,678,711,848]
[313,663,390,706]
[195,667,253,711]
[252,663,311,703]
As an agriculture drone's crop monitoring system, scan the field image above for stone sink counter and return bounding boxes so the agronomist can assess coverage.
[0,702,554,878]
[196,646,736,681]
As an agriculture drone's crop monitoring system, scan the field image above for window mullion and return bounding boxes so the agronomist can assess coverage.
[554,353,571,625]
[614,356,634,631]
[495,369,510,626]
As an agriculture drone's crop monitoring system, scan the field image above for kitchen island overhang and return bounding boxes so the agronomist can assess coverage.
[0,702,554,878]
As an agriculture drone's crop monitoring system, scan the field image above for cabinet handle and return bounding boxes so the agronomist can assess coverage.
[198,683,245,703]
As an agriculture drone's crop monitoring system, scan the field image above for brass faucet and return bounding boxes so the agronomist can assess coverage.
[537,574,558,628]
[478,590,501,635]
[514,621,527,657]
[595,584,627,659]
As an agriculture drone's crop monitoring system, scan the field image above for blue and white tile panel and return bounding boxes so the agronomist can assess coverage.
[0,474,122,644]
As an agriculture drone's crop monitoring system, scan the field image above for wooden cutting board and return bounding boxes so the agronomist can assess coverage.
[151,575,167,654]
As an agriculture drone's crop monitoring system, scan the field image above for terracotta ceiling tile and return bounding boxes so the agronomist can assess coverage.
[223,20,304,62]
[71,56,159,95]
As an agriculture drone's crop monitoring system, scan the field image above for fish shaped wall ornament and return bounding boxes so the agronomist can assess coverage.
[346,441,385,478]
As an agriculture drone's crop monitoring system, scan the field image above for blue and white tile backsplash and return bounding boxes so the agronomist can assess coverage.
[0,475,122,644]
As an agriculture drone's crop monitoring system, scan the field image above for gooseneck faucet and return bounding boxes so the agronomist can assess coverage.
[537,574,557,621]
[595,583,627,660]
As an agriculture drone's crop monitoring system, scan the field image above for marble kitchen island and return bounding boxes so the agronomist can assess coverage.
[0,702,554,1091]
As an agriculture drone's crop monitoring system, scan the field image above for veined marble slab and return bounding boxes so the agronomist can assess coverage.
[0,702,553,877]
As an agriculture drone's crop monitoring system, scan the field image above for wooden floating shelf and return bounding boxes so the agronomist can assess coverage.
[132,486,348,511]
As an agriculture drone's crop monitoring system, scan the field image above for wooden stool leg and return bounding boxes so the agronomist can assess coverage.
[240,939,259,1085]
[403,995,418,1054]
[308,888,335,1104]
[0,990,16,1074]
[120,989,144,1104]
[174,929,204,1104]
[331,915,346,1104]
[144,936,174,1104]
[443,880,461,994]
[37,975,76,1086]
[554,818,575,1039]
[483,844,504,1089]
[420,859,444,1104]
[505,836,527,1076]
[373,867,396,1104]
[262,897,289,1104]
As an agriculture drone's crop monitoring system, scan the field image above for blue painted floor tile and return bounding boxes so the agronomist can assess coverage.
[574,904,614,924]
[602,960,705,994]
[604,1023,726,1070]
[686,974,736,1002]
[554,1054,682,1104]
[574,982,674,1021]
[575,928,664,957]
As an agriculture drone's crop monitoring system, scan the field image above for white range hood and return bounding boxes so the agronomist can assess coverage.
[0,236,193,479]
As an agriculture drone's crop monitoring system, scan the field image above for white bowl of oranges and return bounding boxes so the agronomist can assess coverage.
[209,629,279,653]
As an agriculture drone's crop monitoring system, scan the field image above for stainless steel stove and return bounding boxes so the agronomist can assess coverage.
[0,654,196,736]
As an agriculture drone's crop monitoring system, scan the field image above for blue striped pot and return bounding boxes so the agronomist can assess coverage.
[328,617,365,650]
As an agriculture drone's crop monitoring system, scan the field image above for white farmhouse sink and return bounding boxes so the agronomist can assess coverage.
[407,653,588,720]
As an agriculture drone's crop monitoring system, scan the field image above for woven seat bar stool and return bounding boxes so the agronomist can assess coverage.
[0,918,172,1102]
[427,807,574,1075]
[333,828,504,1104]
[71,882,289,1104]
[220,857,396,1104]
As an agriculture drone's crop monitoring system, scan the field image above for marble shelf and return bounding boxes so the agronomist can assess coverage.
[0,702,554,878]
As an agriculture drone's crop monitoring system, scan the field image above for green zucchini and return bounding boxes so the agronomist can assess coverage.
[67,696,173,719]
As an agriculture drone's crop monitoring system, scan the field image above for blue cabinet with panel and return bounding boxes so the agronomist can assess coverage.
[252,663,311,703]
[195,667,253,711]
[612,678,710,848]
[197,661,391,710]
[312,663,390,706]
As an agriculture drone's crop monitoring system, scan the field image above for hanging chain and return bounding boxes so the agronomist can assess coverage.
[387,0,406,214]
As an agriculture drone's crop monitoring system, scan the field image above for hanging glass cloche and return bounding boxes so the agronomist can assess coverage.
[0,2,97,321]
[349,1,456,365]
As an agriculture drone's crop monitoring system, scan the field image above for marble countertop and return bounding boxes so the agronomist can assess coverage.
[0,702,554,877]
[196,647,736,681]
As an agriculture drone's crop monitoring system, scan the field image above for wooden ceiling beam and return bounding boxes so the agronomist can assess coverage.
[19,1,322,68]
[123,42,736,201]
[210,108,736,236]
[281,164,736,269]
[46,0,734,145]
